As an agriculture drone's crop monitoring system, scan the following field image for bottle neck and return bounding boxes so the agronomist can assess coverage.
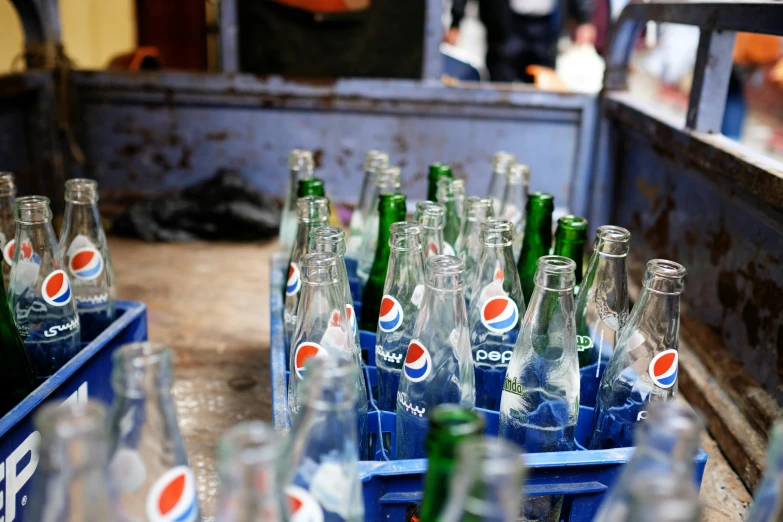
[293,218,328,259]
[626,282,681,343]
[553,239,585,285]
[62,202,103,239]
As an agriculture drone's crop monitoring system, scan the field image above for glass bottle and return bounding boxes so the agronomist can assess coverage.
[626,474,701,522]
[0,271,36,416]
[486,152,516,216]
[107,342,200,522]
[440,437,527,522]
[419,203,446,260]
[455,196,494,309]
[469,220,525,411]
[9,196,81,382]
[347,150,390,257]
[0,172,16,287]
[359,193,407,332]
[553,215,588,290]
[499,255,578,522]
[280,150,314,254]
[593,402,703,522]
[574,226,630,408]
[437,178,462,256]
[284,196,330,358]
[25,401,124,522]
[414,200,439,224]
[297,177,325,198]
[500,163,530,260]
[428,163,453,202]
[286,358,365,522]
[396,255,475,460]
[58,179,116,342]
[374,222,426,412]
[590,259,686,450]
[516,192,554,307]
[215,421,289,522]
[746,420,783,522]
[357,167,402,284]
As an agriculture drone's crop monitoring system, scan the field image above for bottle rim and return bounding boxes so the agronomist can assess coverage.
[646,259,686,278]
[364,150,390,171]
[537,255,576,273]
[597,225,631,243]
[309,225,344,242]
[14,195,52,223]
[491,151,516,175]
[218,420,282,469]
[64,178,99,203]
[428,404,485,436]
[556,215,588,232]
[288,149,314,173]
[426,254,463,276]
[507,163,530,184]
[526,192,554,209]
[480,219,514,246]
[113,341,171,369]
[296,196,329,222]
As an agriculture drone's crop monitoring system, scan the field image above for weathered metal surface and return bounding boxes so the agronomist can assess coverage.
[218,0,239,73]
[422,0,444,79]
[686,30,736,134]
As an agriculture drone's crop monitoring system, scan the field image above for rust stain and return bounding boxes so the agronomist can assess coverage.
[707,227,732,265]
[717,271,740,310]
[392,133,409,155]
[636,176,661,208]
[313,149,324,169]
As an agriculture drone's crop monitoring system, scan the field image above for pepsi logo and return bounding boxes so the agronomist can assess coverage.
[286,263,301,296]
[42,270,72,307]
[649,349,678,389]
[480,296,519,334]
[286,485,324,522]
[69,247,104,280]
[145,466,198,522]
[294,342,327,380]
[3,238,34,266]
[427,241,439,258]
[403,340,432,382]
[378,295,404,332]
[346,304,357,335]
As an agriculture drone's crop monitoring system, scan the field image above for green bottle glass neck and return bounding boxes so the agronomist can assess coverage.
[297,178,325,198]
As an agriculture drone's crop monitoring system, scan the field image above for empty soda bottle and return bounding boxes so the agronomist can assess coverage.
[108,342,200,522]
[285,358,365,522]
[440,437,527,522]
[501,163,530,259]
[436,177,463,256]
[626,474,701,522]
[427,163,453,202]
[455,196,494,307]
[0,172,16,287]
[347,150,390,256]
[745,421,783,522]
[590,259,686,450]
[516,193,554,307]
[419,203,446,260]
[280,150,314,254]
[298,177,325,198]
[284,196,330,356]
[593,402,703,522]
[59,179,116,342]
[215,421,289,522]
[25,401,124,522]
[359,193,407,333]
[357,166,402,284]
[414,200,438,223]
[469,220,525,410]
[553,215,588,291]
[486,152,516,216]
[0,271,36,416]
[574,226,630,408]
[374,222,425,411]
[9,196,81,382]
[499,255,578,522]
[396,255,475,460]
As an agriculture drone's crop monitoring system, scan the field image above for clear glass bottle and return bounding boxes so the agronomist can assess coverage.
[590,259,686,450]
[469,220,525,411]
[374,222,426,412]
[500,163,530,259]
[357,166,401,283]
[280,150,314,254]
[347,150,390,257]
[0,172,16,287]
[418,203,446,260]
[396,255,475,460]
[626,474,701,522]
[215,421,289,522]
[745,420,783,522]
[486,152,516,217]
[413,200,439,225]
[455,196,494,306]
[25,401,124,522]
[9,196,81,382]
[593,402,703,522]
[574,226,630,408]
[58,179,116,342]
[436,178,462,256]
[107,342,200,522]
[286,358,365,522]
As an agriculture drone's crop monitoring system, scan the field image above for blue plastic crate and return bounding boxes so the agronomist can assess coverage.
[270,253,707,522]
[0,300,147,522]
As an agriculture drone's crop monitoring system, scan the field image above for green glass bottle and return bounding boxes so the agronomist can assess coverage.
[516,192,554,307]
[553,215,588,290]
[436,177,463,254]
[297,177,325,198]
[427,163,453,202]
[413,405,485,522]
[360,193,407,332]
[0,274,36,415]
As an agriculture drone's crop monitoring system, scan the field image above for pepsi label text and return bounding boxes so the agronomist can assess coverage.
[475,349,512,364]
[43,316,79,338]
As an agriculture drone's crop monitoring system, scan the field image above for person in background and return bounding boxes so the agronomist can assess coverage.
[445,0,596,83]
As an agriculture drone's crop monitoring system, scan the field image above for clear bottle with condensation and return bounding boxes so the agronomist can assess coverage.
[454,196,494,307]
[215,421,289,522]
[500,163,530,259]
[469,220,525,411]
[285,358,365,522]
[9,196,81,382]
[280,150,314,254]
[486,152,516,217]
[357,166,401,283]
[58,179,116,342]
[625,474,701,522]
[0,172,16,288]
[745,420,783,522]
[418,203,446,260]
[25,401,125,522]
[107,342,200,522]
[375,222,426,412]
[396,255,475,460]
[347,150,390,257]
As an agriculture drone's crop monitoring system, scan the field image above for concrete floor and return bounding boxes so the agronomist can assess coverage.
[109,236,752,520]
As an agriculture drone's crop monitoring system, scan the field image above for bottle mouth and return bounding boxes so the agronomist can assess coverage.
[481,219,513,246]
[364,150,390,172]
[218,421,282,471]
[0,172,15,197]
[537,255,575,273]
[491,152,516,175]
[595,225,631,257]
[389,222,423,250]
[418,205,445,229]
[557,215,588,232]
[14,195,52,224]
[644,259,686,294]
[65,178,99,204]
[426,255,464,289]
[296,196,329,222]
[534,255,576,291]
[376,166,401,185]
[288,149,314,174]
[507,163,530,184]
[597,225,631,243]
[309,226,345,245]
[526,192,554,210]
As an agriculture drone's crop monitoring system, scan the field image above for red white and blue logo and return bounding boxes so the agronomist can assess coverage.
[649,349,678,389]
[42,270,72,307]
[286,263,301,296]
[146,466,199,522]
[69,247,104,280]
[403,340,432,382]
[346,304,357,335]
[286,485,324,522]
[378,295,404,333]
[294,342,327,380]
[3,238,34,266]
[480,296,519,334]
